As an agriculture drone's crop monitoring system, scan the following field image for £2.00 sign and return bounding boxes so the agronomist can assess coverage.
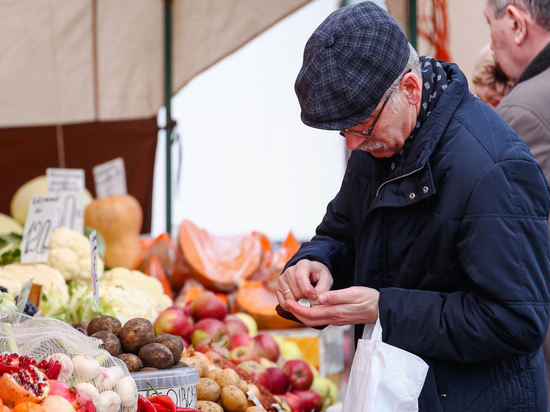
[20,195,60,264]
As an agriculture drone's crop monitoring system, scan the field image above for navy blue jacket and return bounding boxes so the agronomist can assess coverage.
[285,62,550,411]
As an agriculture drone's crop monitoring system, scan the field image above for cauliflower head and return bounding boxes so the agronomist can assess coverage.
[101,267,173,309]
[0,262,69,303]
[48,227,104,283]
[99,284,164,325]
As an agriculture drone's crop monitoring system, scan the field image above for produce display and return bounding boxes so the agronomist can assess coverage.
[0,185,343,412]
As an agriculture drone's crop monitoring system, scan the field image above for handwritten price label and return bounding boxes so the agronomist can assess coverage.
[20,196,60,264]
[93,158,127,199]
[89,230,100,309]
[47,168,85,233]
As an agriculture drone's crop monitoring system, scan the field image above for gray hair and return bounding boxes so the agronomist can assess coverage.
[387,44,421,111]
[488,0,550,30]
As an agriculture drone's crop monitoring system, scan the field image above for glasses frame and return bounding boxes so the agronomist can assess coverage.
[339,69,412,140]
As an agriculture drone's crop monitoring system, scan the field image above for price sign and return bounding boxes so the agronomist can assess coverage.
[17,278,33,313]
[89,230,100,310]
[47,168,85,233]
[93,158,127,199]
[20,195,60,263]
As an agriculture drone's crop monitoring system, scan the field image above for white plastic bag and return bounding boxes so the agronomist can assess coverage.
[342,318,429,412]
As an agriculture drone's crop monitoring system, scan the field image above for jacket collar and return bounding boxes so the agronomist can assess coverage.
[388,61,468,178]
[515,41,550,86]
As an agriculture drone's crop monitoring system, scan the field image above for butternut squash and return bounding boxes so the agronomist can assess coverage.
[84,194,142,269]
[177,220,262,293]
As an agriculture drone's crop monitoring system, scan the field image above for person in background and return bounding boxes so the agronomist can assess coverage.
[277,1,550,410]
[471,43,513,108]
[484,0,550,402]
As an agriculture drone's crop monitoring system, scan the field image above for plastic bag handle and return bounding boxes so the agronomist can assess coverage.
[361,317,383,341]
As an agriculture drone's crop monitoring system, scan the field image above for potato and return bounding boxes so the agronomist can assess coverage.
[117,353,143,372]
[119,317,155,353]
[245,407,265,412]
[213,368,240,389]
[138,342,174,369]
[237,379,248,394]
[92,331,121,356]
[205,368,222,381]
[171,361,188,368]
[88,315,122,336]
[181,356,209,377]
[195,400,223,412]
[220,385,248,412]
[197,378,221,402]
[154,333,184,363]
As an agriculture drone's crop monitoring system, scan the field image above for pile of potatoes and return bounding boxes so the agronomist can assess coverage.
[191,361,264,412]
[86,315,186,372]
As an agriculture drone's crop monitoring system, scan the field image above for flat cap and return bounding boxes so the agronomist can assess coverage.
[295,1,410,130]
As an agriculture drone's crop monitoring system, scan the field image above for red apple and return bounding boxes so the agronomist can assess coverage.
[191,318,229,345]
[223,314,249,335]
[266,367,290,394]
[291,389,323,412]
[253,333,280,362]
[190,291,228,321]
[229,345,260,364]
[238,360,270,388]
[229,332,254,349]
[283,359,314,391]
[279,393,304,412]
[153,307,194,342]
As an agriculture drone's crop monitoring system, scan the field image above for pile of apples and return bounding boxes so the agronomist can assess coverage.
[153,291,337,411]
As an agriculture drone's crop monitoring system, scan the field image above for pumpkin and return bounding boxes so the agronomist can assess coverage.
[134,232,189,295]
[235,280,300,330]
[266,231,301,290]
[177,220,263,293]
[84,194,142,269]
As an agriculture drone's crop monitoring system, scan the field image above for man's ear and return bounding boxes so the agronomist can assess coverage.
[403,73,422,105]
[506,5,528,45]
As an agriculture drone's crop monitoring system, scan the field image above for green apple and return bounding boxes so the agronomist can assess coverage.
[233,312,258,337]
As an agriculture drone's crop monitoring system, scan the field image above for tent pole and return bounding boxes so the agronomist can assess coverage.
[164,0,173,235]
[409,0,417,49]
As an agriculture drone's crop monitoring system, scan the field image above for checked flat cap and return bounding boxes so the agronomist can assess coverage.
[295,1,410,130]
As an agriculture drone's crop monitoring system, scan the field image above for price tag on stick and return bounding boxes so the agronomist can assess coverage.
[16,278,33,313]
[89,230,100,311]
[21,195,60,264]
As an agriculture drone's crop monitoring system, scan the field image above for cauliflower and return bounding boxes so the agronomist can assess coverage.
[0,262,69,303]
[48,227,104,283]
[99,284,162,325]
[99,267,173,325]
[101,267,172,307]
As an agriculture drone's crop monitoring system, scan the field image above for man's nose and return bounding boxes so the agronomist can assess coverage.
[345,134,365,151]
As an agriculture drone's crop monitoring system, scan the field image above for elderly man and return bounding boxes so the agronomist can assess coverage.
[277,2,550,410]
[484,0,550,401]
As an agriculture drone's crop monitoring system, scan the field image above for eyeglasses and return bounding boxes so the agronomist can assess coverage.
[339,69,412,139]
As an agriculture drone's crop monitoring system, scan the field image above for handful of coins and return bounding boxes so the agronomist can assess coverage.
[298,297,320,307]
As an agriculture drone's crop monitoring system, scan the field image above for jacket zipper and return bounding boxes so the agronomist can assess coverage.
[375,165,425,198]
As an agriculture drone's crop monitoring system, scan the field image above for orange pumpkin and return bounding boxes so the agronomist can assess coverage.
[235,280,301,330]
[178,220,262,293]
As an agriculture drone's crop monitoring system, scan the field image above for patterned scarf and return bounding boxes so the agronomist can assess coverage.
[402,56,449,150]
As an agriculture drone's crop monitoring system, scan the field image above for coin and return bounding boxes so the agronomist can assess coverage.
[298,298,320,307]
[298,298,311,307]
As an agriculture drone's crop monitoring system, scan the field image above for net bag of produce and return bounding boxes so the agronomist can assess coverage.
[0,310,138,412]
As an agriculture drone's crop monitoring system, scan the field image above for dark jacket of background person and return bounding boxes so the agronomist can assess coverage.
[285,61,550,411]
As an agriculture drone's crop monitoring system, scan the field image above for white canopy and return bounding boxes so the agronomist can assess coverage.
[0,0,312,127]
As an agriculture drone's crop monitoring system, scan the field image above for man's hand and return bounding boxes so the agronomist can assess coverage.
[285,286,380,327]
[276,260,380,327]
[276,259,333,309]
